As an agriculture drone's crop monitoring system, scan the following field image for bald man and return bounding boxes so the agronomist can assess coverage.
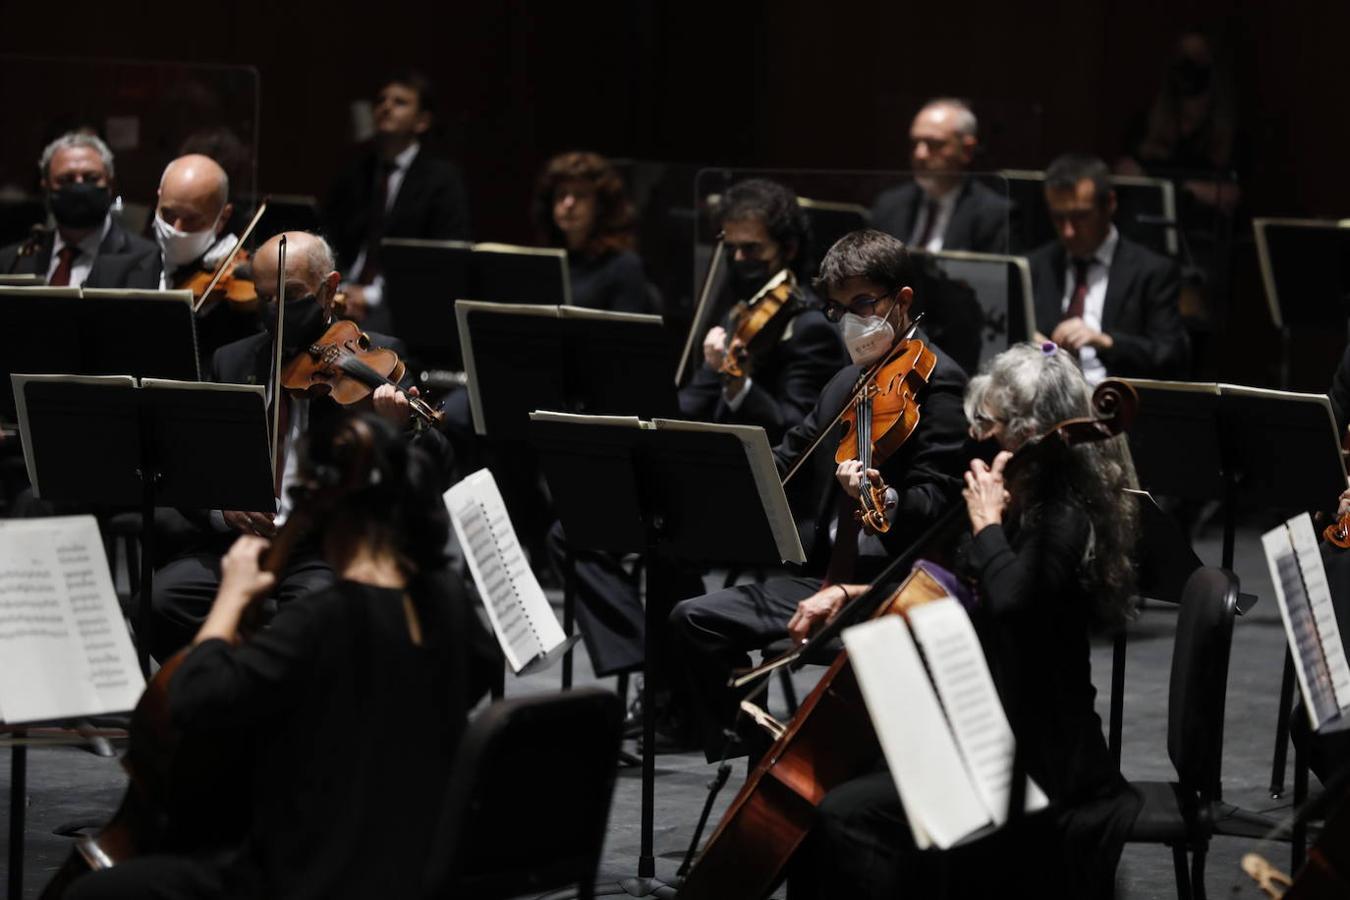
[153,153,260,363]
[146,231,451,659]
[870,98,1009,255]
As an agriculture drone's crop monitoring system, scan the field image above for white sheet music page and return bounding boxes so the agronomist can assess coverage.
[843,614,989,849]
[444,469,566,673]
[0,516,144,723]
[1263,514,1350,728]
[906,598,1049,824]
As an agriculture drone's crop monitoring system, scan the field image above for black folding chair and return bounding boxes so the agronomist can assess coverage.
[1125,566,1238,900]
[422,687,623,900]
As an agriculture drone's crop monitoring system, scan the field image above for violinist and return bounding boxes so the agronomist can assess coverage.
[669,229,970,760]
[0,132,158,288]
[792,342,1141,899]
[147,231,451,660]
[61,413,499,900]
[678,178,849,441]
[153,154,259,360]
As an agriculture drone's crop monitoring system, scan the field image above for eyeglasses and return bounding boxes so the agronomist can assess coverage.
[970,409,1005,437]
[822,289,897,323]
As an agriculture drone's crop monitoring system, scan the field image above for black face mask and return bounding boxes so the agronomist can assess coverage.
[1169,58,1212,98]
[969,435,1003,465]
[48,182,112,229]
[263,294,330,352]
[728,258,772,298]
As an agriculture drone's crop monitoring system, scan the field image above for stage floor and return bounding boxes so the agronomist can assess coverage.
[1,516,1312,898]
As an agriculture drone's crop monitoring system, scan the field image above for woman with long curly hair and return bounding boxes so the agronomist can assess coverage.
[532,151,652,313]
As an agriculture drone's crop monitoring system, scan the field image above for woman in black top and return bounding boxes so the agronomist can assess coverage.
[793,342,1140,899]
[65,414,499,900]
[533,151,652,314]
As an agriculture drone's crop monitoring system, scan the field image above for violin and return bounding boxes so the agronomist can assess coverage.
[1325,512,1350,549]
[718,269,804,381]
[177,247,257,311]
[679,379,1140,900]
[280,319,446,427]
[39,416,380,897]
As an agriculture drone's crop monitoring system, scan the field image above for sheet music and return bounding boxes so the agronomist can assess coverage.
[907,599,1048,824]
[0,516,144,723]
[444,469,567,673]
[843,614,990,849]
[652,418,806,565]
[1263,514,1350,729]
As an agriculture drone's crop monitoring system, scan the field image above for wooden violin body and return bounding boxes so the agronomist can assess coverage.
[178,247,258,311]
[719,270,803,381]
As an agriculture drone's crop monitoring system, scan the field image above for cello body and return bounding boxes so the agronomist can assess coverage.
[677,565,950,899]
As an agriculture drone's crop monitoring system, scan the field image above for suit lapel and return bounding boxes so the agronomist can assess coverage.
[1100,238,1132,331]
[386,149,425,232]
[943,179,975,248]
[1035,243,1068,330]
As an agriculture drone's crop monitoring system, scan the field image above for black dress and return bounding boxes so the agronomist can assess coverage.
[66,573,499,900]
[567,248,652,313]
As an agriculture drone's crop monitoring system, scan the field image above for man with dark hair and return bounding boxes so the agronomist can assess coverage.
[0,132,158,288]
[669,228,970,759]
[322,71,470,331]
[1029,153,1189,383]
[549,180,847,736]
[870,99,1009,254]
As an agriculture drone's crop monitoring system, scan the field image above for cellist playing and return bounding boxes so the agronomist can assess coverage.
[669,229,970,761]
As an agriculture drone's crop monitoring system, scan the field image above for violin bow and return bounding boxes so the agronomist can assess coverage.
[674,236,726,387]
[269,235,287,485]
[780,314,924,486]
[191,196,269,314]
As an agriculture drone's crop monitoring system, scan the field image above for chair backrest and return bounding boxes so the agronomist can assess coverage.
[422,687,623,900]
[1167,566,1239,800]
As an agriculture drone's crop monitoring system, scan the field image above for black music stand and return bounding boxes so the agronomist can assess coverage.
[530,413,802,898]
[1124,379,1348,797]
[0,287,199,424]
[14,376,274,676]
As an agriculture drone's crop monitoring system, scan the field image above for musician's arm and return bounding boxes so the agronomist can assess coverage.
[967,503,1088,617]
[877,380,969,552]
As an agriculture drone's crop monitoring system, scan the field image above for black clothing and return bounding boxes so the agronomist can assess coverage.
[568,248,652,313]
[1029,234,1190,379]
[870,178,1010,255]
[669,335,969,758]
[1329,343,1350,438]
[69,576,499,900]
[0,219,158,288]
[323,146,471,275]
[797,501,1140,899]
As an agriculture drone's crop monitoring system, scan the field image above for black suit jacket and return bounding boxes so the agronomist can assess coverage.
[771,332,970,577]
[1028,234,1190,379]
[323,146,471,272]
[870,177,1010,255]
[0,218,159,288]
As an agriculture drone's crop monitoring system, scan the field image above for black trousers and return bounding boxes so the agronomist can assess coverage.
[63,853,238,900]
[546,521,705,680]
[148,548,334,661]
[668,576,820,759]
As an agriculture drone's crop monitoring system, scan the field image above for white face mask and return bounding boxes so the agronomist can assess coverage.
[154,210,220,270]
[841,310,896,365]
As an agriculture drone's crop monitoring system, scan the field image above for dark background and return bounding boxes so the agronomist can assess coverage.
[2,1,1346,238]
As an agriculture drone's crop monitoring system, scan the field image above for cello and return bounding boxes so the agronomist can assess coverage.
[677,378,1139,900]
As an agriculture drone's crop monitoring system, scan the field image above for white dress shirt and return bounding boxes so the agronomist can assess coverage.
[345,141,421,308]
[48,215,112,287]
[909,188,959,253]
[1059,226,1120,386]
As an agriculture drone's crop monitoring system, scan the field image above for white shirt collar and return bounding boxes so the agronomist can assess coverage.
[1091,225,1120,268]
[51,214,112,260]
[391,140,420,172]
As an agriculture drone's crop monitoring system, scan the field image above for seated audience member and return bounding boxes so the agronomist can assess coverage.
[154,153,259,361]
[1029,154,1190,384]
[870,98,1009,255]
[63,413,498,900]
[0,132,158,288]
[533,150,652,313]
[669,230,969,760]
[147,232,449,660]
[323,70,471,331]
[792,342,1141,900]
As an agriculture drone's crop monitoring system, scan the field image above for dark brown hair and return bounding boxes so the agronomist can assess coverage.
[532,151,635,257]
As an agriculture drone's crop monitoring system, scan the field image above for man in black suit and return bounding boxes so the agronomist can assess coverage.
[870,99,1009,255]
[669,230,971,759]
[0,132,158,288]
[323,70,470,332]
[1029,154,1189,383]
[147,231,448,659]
